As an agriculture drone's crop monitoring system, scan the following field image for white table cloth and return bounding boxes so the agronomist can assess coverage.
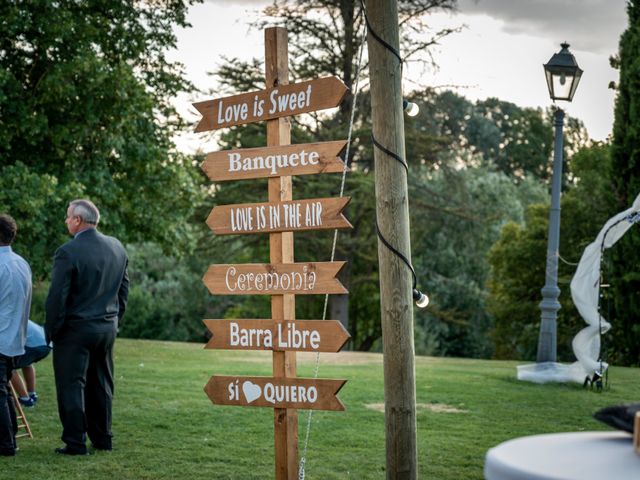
[484,431,640,480]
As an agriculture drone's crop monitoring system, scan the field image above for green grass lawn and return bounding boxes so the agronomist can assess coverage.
[5,338,639,479]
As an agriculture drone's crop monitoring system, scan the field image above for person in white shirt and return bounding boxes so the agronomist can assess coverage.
[0,214,32,456]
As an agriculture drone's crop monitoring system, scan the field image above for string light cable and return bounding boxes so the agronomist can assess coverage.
[361,0,429,307]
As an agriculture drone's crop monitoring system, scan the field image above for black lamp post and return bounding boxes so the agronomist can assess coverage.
[536,43,583,363]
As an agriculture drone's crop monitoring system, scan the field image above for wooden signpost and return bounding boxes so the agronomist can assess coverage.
[194,27,351,479]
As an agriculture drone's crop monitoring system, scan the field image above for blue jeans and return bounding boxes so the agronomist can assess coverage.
[0,354,17,454]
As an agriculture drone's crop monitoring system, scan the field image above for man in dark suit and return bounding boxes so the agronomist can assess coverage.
[45,199,129,455]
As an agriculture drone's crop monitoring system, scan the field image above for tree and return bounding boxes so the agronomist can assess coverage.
[488,143,614,360]
[608,0,640,366]
[202,0,460,351]
[412,162,547,358]
[0,0,203,278]
[404,91,589,181]
[256,0,459,123]
[201,0,595,355]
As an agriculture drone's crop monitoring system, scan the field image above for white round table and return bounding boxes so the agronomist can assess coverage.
[484,431,640,480]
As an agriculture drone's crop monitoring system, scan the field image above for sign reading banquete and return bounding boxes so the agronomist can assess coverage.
[202,140,346,181]
[205,375,346,411]
[193,76,347,132]
[203,319,350,352]
[207,197,351,235]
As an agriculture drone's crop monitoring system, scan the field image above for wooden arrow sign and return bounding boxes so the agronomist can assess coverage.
[207,197,351,235]
[204,375,346,411]
[203,261,347,296]
[203,319,350,352]
[201,140,347,181]
[193,76,348,132]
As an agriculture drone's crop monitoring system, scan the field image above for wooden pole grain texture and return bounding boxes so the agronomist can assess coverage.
[365,1,418,478]
[265,27,298,480]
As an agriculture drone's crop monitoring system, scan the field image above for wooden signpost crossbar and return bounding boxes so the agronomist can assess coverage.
[201,140,347,181]
[202,261,348,296]
[193,76,347,132]
[206,197,352,235]
[203,319,350,352]
[195,27,350,480]
[204,375,347,411]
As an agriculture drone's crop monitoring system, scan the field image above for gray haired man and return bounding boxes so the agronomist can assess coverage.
[45,199,129,455]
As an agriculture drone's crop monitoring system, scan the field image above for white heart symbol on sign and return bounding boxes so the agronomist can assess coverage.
[242,381,262,403]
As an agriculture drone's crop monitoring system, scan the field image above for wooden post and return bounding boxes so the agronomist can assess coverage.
[365,1,418,479]
[265,27,298,480]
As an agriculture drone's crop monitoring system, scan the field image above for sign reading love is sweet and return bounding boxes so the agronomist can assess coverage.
[193,77,347,132]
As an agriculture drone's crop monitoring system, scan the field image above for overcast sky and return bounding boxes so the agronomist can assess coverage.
[171,0,628,152]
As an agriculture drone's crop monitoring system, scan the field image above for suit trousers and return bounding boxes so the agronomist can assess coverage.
[53,328,116,452]
[0,354,17,455]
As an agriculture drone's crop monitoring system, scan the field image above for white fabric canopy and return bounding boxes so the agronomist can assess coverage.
[517,193,640,384]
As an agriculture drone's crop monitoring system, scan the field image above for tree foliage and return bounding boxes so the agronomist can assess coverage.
[201,0,599,355]
[608,0,640,365]
[0,0,203,278]
[488,143,615,361]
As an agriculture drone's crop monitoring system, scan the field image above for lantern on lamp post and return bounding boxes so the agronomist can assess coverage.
[536,43,583,363]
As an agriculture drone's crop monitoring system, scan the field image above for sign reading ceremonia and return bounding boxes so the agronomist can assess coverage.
[202,262,347,296]
[206,197,351,235]
[193,76,347,132]
[201,140,347,181]
[203,319,350,352]
[204,375,346,411]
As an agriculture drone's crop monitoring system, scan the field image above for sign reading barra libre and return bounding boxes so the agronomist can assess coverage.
[202,140,347,181]
[207,197,351,235]
[205,375,346,411]
[203,261,347,296]
[203,319,350,352]
[193,76,347,132]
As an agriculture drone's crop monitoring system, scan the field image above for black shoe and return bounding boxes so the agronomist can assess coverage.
[0,448,16,456]
[55,446,89,456]
[91,443,112,451]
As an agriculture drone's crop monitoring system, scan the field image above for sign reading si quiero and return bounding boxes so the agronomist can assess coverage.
[201,140,347,181]
[193,76,347,132]
[203,262,347,296]
[205,375,346,411]
[203,319,350,352]
[207,197,351,235]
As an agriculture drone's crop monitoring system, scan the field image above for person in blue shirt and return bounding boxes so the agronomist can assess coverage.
[0,214,32,456]
[11,320,51,407]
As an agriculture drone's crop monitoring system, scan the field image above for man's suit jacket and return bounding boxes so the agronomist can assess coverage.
[45,228,129,344]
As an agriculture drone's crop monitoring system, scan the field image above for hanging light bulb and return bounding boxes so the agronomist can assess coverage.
[413,289,429,308]
[403,99,419,117]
